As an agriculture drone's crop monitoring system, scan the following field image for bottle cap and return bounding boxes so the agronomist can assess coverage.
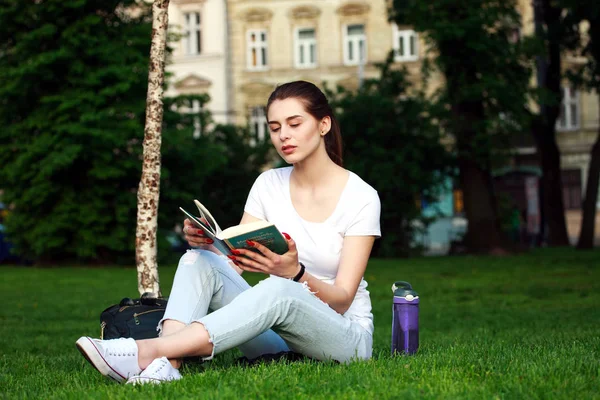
[392,281,419,300]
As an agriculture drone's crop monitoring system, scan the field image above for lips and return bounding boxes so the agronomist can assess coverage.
[282,145,296,155]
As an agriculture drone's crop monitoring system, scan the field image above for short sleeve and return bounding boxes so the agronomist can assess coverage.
[345,190,382,238]
[243,173,266,220]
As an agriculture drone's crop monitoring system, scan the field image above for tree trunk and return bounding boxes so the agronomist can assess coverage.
[135,0,170,296]
[532,0,571,247]
[442,50,507,253]
[532,121,571,246]
[577,115,600,249]
[459,156,505,252]
[450,95,507,253]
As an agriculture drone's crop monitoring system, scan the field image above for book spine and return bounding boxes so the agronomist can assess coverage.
[213,238,232,256]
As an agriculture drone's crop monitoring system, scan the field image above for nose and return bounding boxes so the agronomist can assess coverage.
[279,126,291,141]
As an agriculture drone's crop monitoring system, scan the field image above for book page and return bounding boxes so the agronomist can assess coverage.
[179,207,215,236]
[194,200,222,234]
[179,207,232,255]
[217,220,273,240]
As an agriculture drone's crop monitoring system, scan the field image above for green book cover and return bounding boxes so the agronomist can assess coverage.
[222,225,289,255]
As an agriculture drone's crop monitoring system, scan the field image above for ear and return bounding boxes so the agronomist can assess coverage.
[320,116,332,136]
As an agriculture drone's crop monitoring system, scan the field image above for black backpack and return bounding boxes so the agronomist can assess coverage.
[100,294,168,340]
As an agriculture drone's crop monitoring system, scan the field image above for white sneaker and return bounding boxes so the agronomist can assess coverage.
[75,336,142,383]
[127,357,182,385]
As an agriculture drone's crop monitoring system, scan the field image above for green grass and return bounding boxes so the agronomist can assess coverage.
[1,248,599,399]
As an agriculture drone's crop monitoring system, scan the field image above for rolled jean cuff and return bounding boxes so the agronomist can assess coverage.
[156,317,178,337]
[192,321,216,361]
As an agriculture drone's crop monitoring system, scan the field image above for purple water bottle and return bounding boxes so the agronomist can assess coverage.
[391,281,419,355]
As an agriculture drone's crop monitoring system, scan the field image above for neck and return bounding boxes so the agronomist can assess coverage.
[291,146,341,188]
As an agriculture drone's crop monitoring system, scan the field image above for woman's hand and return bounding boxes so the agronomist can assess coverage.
[230,233,302,279]
[183,218,214,250]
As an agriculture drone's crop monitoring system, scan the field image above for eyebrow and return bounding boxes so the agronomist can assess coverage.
[268,115,303,124]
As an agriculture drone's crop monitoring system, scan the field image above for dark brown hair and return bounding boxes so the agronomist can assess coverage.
[266,81,343,167]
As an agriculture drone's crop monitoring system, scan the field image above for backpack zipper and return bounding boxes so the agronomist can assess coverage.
[133,309,164,325]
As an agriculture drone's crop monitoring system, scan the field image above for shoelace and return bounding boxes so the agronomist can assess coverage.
[105,338,136,357]
[144,358,168,375]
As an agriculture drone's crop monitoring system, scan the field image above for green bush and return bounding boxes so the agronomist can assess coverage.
[327,56,454,257]
[0,1,272,264]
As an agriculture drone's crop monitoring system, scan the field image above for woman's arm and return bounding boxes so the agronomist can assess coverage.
[297,236,375,314]
[233,234,375,315]
[239,211,262,225]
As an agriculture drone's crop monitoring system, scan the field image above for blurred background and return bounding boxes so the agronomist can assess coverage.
[1,0,599,266]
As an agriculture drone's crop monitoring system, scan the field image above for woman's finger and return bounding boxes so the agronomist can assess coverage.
[234,248,270,266]
[237,263,264,273]
[186,235,213,247]
[184,225,205,236]
[245,240,281,261]
[230,254,268,272]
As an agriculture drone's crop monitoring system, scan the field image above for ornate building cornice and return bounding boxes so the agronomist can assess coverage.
[336,2,371,17]
[240,7,273,23]
[174,74,212,91]
[289,5,321,20]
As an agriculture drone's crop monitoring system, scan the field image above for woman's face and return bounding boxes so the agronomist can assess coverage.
[267,98,329,164]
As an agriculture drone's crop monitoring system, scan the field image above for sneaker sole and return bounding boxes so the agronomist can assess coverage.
[75,337,126,383]
[127,374,182,385]
[127,376,163,385]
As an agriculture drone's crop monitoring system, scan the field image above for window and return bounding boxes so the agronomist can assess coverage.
[247,30,268,70]
[343,24,366,66]
[393,26,418,62]
[295,28,317,68]
[190,99,203,138]
[249,106,268,141]
[556,87,580,131]
[183,12,201,55]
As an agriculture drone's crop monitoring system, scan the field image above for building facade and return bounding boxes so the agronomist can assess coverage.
[517,0,600,242]
[164,0,599,246]
[225,0,421,139]
[165,0,232,127]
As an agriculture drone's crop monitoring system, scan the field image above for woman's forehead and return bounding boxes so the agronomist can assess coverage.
[268,98,307,119]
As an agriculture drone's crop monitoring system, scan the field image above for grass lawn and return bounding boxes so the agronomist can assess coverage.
[1,248,599,399]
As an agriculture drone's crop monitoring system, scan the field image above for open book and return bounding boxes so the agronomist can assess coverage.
[179,200,289,256]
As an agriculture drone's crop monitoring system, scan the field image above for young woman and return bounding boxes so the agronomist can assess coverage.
[76,81,381,385]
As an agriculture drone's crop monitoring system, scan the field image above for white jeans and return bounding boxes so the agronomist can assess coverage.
[159,249,372,363]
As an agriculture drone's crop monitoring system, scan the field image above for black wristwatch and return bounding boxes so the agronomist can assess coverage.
[292,262,305,282]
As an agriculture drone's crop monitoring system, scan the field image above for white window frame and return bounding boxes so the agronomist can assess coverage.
[393,26,418,62]
[343,24,367,66]
[295,27,317,69]
[182,11,201,56]
[556,87,580,131]
[190,99,203,138]
[246,29,269,71]
[249,106,268,142]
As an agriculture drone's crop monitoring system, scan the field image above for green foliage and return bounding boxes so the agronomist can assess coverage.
[200,124,273,230]
[0,0,154,263]
[158,111,272,263]
[1,249,599,398]
[564,2,600,91]
[0,1,271,264]
[157,94,226,263]
[327,56,454,257]
[390,0,534,166]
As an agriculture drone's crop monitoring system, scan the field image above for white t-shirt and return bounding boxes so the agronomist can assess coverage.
[244,167,381,335]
